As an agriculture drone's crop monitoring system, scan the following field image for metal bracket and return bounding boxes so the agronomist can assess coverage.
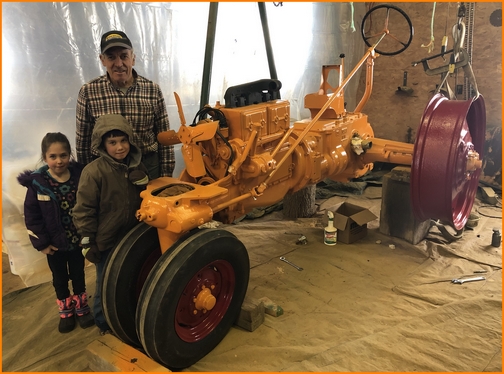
[412,48,469,76]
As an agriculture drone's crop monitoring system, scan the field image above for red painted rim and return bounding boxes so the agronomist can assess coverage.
[174,259,235,343]
[411,94,486,230]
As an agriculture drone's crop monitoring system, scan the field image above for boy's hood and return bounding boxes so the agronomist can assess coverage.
[91,114,142,165]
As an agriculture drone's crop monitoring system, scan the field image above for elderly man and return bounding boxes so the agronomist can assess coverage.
[76,30,175,178]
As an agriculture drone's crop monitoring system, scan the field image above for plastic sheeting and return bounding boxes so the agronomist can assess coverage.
[2,2,365,286]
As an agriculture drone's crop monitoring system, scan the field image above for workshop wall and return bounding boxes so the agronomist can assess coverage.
[357,2,502,144]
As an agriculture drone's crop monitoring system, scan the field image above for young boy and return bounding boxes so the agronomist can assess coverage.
[72,113,149,335]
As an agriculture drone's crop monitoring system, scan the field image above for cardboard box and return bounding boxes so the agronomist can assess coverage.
[332,202,378,244]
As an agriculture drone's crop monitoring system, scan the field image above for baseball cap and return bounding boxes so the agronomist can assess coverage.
[100,31,133,54]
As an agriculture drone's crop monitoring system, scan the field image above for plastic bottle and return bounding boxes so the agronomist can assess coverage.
[324,211,337,246]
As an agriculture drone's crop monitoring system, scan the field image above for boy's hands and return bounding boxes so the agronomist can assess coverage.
[83,243,101,263]
[80,236,101,263]
[129,169,149,185]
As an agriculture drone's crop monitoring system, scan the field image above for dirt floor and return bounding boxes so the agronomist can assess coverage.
[2,187,502,372]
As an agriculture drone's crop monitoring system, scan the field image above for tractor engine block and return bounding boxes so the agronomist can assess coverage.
[142,68,415,250]
[193,79,376,194]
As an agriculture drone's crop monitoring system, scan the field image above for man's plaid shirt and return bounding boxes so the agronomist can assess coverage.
[76,69,175,176]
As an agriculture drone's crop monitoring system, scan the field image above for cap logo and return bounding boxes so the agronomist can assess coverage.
[106,33,124,41]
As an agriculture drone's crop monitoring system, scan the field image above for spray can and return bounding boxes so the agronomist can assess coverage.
[324,211,337,246]
[491,228,501,247]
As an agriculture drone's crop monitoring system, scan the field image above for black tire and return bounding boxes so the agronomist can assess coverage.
[136,229,250,370]
[101,223,162,347]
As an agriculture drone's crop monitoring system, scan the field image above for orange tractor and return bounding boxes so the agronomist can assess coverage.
[101,5,485,370]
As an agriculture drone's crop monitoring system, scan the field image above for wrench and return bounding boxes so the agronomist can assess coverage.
[279,256,303,271]
[451,276,485,284]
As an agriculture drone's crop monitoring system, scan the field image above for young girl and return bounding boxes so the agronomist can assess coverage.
[17,132,95,333]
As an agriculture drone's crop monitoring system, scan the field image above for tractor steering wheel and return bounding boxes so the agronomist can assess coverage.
[361,4,414,56]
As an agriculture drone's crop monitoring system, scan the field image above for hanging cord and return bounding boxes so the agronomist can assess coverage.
[349,3,356,32]
[421,2,437,53]
[440,3,449,59]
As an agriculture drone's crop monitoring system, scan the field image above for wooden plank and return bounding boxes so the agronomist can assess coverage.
[234,295,265,332]
[86,334,170,372]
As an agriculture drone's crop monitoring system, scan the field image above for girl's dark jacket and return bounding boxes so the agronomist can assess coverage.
[17,161,83,252]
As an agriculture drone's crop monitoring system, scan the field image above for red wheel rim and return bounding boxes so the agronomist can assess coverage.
[411,94,486,230]
[174,259,235,343]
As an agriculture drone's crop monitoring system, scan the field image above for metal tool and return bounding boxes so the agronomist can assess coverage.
[396,71,413,95]
[279,256,303,271]
[451,276,485,284]
[296,235,307,245]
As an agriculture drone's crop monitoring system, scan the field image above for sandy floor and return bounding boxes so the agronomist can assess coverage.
[2,192,502,372]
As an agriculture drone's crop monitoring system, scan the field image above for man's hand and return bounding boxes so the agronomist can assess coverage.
[41,245,58,255]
